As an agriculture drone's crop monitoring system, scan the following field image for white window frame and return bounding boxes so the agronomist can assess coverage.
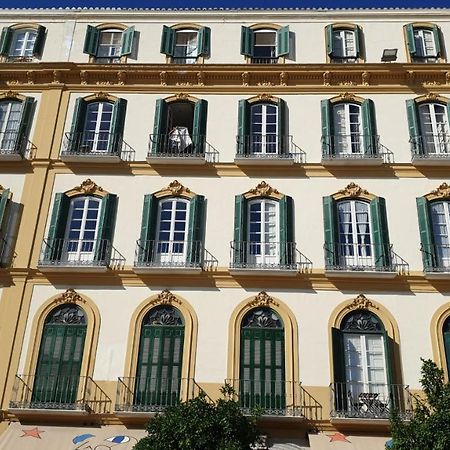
[63,196,101,263]
[418,103,450,155]
[337,200,373,267]
[414,28,437,61]
[83,102,114,152]
[0,100,22,151]
[96,29,123,63]
[9,29,37,58]
[333,103,364,155]
[247,198,279,266]
[173,29,199,64]
[430,201,450,268]
[155,198,190,264]
[250,103,278,155]
[332,29,357,62]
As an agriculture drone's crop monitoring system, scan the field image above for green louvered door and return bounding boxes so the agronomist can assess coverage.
[32,305,86,408]
[443,318,450,379]
[135,306,184,410]
[240,308,285,413]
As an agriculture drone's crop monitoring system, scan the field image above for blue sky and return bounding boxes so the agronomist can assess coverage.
[1,1,450,9]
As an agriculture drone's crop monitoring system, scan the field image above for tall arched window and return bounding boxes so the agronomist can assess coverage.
[32,304,87,408]
[443,316,450,376]
[134,306,185,410]
[239,307,285,413]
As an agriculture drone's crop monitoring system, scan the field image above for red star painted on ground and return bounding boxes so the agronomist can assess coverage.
[21,427,45,439]
[329,432,351,443]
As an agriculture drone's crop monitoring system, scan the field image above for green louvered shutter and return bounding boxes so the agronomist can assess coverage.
[0,189,10,237]
[152,99,168,155]
[233,194,248,265]
[323,196,337,267]
[69,98,88,153]
[240,26,254,57]
[237,100,250,155]
[83,25,100,56]
[109,99,127,155]
[432,25,442,57]
[32,26,46,57]
[277,98,288,155]
[321,99,333,157]
[416,197,435,271]
[355,26,363,58]
[382,331,395,386]
[361,99,378,156]
[139,194,158,264]
[45,193,70,262]
[405,24,416,56]
[331,327,347,411]
[16,97,34,156]
[276,26,289,57]
[160,25,175,56]
[370,197,391,269]
[279,195,294,267]
[325,25,334,56]
[95,194,118,264]
[197,26,211,57]
[444,327,450,378]
[406,99,422,156]
[192,99,208,155]
[121,26,135,56]
[187,195,205,265]
[0,27,12,56]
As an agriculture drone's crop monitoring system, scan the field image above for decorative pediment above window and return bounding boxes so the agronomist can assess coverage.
[154,180,196,199]
[414,93,448,105]
[345,294,379,311]
[83,92,118,103]
[329,92,366,105]
[0,90,26,101]
[165,93,199,104]
[53,288,86,305]
[65,179,107,198]
[332,182,376,201]
[246,291,280,309]
[248,93,277,104]
[424,182,450,200]
[243,181,283,200]
[148,289,182,306]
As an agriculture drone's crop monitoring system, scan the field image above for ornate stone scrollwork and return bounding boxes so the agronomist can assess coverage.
[54,288,85,305]
[430,182,450,199]
[323,71,331,86]
[279,71,288,86]
[0,91,19,100]
[246,291,279,309]
[78,179,103,195]
[361,71,370,86]
[338,92,355,102]
[167,180,190,196]
[94,91,110,101]
[346,294,379,311]
[197,71,205,86]
[257,93,274,102]
[80,70,88,85]
[175,92,189,100]
[160,71,168,86]
[248,181,279,198]
[241,71,250,86]
[337,182,370,198]
[149,289,181,306]
[117,71,127,85]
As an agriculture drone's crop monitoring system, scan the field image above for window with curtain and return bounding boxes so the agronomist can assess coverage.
[430,201,450,268]
[333,103,364,155]
[332,29,357,62]
[418,103,450,155]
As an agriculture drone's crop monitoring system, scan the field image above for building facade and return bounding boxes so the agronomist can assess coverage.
[0,7,449,450]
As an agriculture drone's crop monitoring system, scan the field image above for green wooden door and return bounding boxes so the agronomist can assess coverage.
[443,317,450,379]
[32,305,86,408]
[135,306,184,409]
[240,308,285,413]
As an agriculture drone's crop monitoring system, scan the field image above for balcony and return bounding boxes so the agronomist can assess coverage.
[330,382,413,422]
[225,379,306,418]
[235,135,305,165]
[147,133,219,164]
[410,134,450,165]
[61,132,135,162]
[229,241,312,276]
[134,239,217,274]
[115,377,203,416]
[9,374,111,416]
[171,56,198,64]
[250,57,279,64]
[324,243,409,278]
[38,238,125,272]
[420,243,450,278]
[321,134,388,165]
[0,131,34,160]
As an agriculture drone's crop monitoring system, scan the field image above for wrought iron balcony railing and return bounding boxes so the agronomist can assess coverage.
[0,131,33,158]
[171,56,198,64]
[324,242,409,274]
[5,55,36,63]
[230,241,312,272]
[148,134,219,163]
[321,134,387,162]
[236,135,305,163]
[250,57,279,64]
[330,56,358,63]
[115,377,204,413]
[10,374,111,414]
[61,132,135,161]
[38,238,125,270]
[134,239,216,270]
[225,379,304,417]
[330,382,413,420]
[410,134,450,160]
[420,243,450,273]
